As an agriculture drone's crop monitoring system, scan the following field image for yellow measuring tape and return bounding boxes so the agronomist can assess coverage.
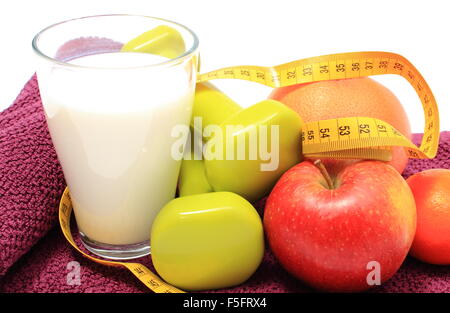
[59,50,440,293]
[59,188,184,293]
[198,51,439,161]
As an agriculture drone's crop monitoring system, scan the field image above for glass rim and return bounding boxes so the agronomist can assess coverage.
[32,14,199,70]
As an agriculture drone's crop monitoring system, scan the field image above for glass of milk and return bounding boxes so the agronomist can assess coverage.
[33,15,199,259]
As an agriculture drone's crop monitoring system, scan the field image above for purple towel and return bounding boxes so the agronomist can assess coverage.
[0,73,449,292]
[0,76,66,276]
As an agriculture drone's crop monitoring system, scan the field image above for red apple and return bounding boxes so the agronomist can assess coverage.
[264,160,416,292]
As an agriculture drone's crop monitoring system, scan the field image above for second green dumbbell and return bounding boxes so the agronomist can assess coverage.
[181,82,303,202]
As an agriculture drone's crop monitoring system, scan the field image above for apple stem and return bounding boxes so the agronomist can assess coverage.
[314,160,334,189]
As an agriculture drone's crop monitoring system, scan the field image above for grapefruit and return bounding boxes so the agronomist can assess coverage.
[269,77,411,173]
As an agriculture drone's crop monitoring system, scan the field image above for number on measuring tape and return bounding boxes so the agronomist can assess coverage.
[198,51,440,161]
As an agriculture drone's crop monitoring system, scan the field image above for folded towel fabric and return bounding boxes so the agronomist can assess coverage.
[0,77,449,294]
[0,76,66,276]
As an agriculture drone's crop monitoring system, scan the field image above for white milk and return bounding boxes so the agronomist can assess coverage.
[39,52,194,245]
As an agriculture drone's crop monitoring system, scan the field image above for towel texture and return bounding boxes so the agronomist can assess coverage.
[0,76,66,276]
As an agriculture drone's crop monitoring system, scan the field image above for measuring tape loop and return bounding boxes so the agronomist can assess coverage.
[198,51,440,161]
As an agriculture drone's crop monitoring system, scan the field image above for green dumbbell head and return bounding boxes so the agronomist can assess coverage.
[204,99,303,202]
[121,25,185,58]
[191,82,242,135]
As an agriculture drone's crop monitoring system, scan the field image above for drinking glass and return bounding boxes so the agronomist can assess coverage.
[33,14,199,259]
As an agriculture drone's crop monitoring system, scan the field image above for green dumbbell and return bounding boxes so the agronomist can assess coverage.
[182,82,303,201]
[203,99,303,202]
[190,82,242,134]
[151,191,264,291]
[178,125,213,197]
[178,82,241,196]
[121,25,185,58]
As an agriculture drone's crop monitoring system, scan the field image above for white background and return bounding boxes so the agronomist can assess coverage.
[0,0,448,132]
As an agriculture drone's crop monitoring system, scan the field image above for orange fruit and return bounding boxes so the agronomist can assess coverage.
[269,77,411,173]
[407,169,450,265]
